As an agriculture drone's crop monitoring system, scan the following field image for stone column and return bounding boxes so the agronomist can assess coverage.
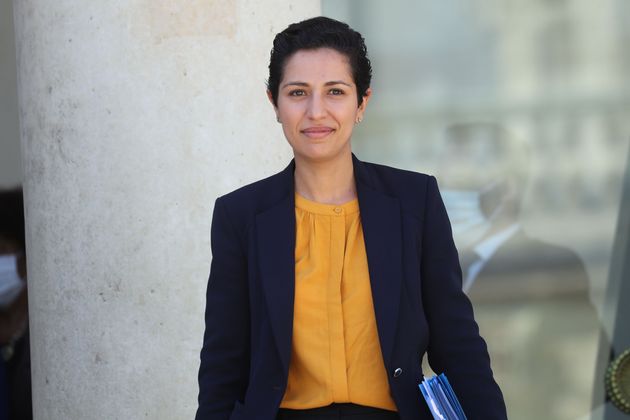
[12,1,319,418]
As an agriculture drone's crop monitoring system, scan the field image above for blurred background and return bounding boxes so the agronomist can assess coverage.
[323,1,630,419]
[1,0,629,419]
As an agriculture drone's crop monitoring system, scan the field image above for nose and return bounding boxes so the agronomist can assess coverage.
[306,92,326,120]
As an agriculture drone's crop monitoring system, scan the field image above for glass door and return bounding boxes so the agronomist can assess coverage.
[323,1,630,418]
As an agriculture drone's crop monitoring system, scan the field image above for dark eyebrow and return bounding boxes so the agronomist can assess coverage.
[281,82,309,89]
[325,80,352,87]
[281,80,353,89]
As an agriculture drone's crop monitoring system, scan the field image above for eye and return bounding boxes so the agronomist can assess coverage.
[288,89,306,97]
[329,88,345,95]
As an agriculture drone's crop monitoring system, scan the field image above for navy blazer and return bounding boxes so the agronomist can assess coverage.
[196,154,507,420]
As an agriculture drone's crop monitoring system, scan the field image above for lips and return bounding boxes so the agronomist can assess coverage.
[301,126,335,139]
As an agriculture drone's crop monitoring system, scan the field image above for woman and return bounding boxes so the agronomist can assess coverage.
[196,16,507,420]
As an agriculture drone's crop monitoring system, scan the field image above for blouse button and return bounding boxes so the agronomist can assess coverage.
[393,368,403,377]
[333,207,342,214]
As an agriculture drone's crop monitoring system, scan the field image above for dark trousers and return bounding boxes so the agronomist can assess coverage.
[276,403,400,420]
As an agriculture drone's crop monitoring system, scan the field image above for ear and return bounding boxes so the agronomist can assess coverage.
[267,90,278,109]
[267,89,280,122]
[357,87,372,118]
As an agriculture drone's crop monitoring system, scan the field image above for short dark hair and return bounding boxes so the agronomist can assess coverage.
[267,16,372,107]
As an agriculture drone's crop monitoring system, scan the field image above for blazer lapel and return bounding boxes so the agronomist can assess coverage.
[353,154,403,366]
[256,154,403,376]
[256,160,296,375]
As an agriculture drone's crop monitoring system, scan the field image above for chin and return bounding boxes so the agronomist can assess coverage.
[293,145,349,163]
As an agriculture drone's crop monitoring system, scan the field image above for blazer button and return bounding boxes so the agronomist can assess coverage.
[393,368,403,378]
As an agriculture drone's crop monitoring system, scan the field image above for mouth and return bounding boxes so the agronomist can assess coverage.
[301,127,335,139]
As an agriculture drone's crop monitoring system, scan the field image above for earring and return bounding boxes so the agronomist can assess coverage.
[355,116,363,124]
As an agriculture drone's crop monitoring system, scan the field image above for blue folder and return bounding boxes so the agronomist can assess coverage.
[419,373,467,420]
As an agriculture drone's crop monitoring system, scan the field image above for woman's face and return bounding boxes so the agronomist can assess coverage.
[269,48,371,163]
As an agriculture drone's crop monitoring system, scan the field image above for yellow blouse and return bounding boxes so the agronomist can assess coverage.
[279,193,397,411]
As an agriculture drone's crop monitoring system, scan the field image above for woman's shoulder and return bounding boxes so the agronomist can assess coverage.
[355,157,441,222]
[214,160,294,217]
[361,158,432,184]
[358,158,436,199]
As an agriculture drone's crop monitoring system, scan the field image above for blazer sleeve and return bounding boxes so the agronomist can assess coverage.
[196,197,250,420]
[420,176,508,419]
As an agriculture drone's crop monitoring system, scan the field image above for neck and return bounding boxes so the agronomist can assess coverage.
[293,150,356,205]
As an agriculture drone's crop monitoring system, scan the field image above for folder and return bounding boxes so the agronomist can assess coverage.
[419,373,467,420]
